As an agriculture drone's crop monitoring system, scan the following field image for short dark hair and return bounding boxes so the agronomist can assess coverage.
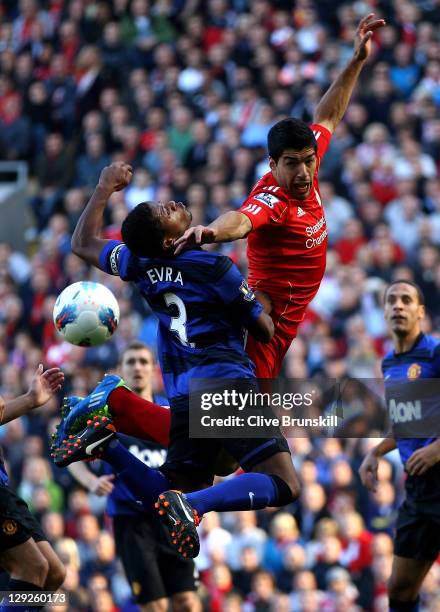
[121,202,165,257]
[267,118,317,162]
[121,341,155,362]
[384,280,425,305]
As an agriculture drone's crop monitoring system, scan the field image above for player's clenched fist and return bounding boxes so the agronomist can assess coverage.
[98,162,133,194]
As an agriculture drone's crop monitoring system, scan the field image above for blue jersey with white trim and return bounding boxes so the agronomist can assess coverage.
[382,333,440,465]
[99,242,262,407]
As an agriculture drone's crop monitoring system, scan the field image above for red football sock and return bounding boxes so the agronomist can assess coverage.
[108,387,170,447]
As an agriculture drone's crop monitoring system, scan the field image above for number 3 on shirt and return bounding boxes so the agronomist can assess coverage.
[164,292,195,348]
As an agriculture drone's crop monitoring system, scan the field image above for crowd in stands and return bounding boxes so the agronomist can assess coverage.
[0,0,439,609]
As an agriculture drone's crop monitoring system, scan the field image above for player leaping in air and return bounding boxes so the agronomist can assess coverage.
[49,13,386,457]
[51,12,386,557]
[52,162,299,558]
[175,12,385,378]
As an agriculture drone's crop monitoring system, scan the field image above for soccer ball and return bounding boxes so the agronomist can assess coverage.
[53,282,120,347]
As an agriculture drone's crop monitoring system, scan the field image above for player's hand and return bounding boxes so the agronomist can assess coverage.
[27,364,64,408]
[254,290,273,315]
[406,443,440,476]
[89,474,115,496]
[358,452,379,492]
[353,13,386,63]
[174,225,216,255]
[98,162,133,194]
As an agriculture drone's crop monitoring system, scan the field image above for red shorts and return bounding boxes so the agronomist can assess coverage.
[246,294,301,378]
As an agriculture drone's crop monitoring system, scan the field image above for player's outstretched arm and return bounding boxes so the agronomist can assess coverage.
[68,462,115,496]
[72,162,133,268]
[0,365,64,425]
[314,13,386,133]
[174,211,252,254]
[358,436,396,492]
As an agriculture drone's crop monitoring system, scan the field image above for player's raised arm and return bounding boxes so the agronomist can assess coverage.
[71,162,133,267]
[0,365,64,425]
[313,13,386,133]
[174,211,252,254]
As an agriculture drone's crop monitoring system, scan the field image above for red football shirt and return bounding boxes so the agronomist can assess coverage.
[239,123,332,331]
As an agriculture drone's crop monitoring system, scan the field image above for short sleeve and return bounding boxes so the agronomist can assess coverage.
[98,240,135,281]
[214,259,263,326]
[239,190,286,230]
[310,123,332,160]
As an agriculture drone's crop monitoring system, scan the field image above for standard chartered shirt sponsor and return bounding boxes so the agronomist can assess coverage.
[305,216,327,249]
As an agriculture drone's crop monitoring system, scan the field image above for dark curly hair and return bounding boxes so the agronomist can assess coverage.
[268,118,317,162]
[121,202,166,257]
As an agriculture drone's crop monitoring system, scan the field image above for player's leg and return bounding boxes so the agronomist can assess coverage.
[388,556,432,611]
[183,439,299,517]
[170,591,201,612]
[387,499,440,611]
[0,486,51,603]
[113,514,169,612]
[245,332,282,378]
[246,302,296,378]
[157,530,201,612]
[0,539,48,587]
[140,600,168,612]
[247,449,300,497]
[154,438,298,557]
[103,438,171,506]
[57,376,171,446]
[54,396,299,506]
[16,503,66,592]
[0,540,50,612]
[35,542,66,591]
[51,412,213,507]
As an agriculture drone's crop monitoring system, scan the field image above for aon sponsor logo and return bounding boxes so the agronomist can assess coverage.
[389,399,422,423]
[128,445,167,468]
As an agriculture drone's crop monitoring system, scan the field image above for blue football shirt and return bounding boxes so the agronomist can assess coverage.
[382,333,440,465]
[99,242,263,409]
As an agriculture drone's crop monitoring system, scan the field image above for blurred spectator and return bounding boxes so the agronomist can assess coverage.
[262,513,300,576]
[226,511,267,570]
[18,456,64,512]
[31,132,75,231]
[75,133,111,190]
[76,513,100,566]
[244,570,278,611]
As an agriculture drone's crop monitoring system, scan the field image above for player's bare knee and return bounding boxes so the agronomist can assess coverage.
[36,542,66,590]
[140,599,168,612]
[45,561,66,591]
[388,576,419,602]
[285,470,301,501]
[20,554,49,587]
[171,591,199,612]
[273,467,301,503]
